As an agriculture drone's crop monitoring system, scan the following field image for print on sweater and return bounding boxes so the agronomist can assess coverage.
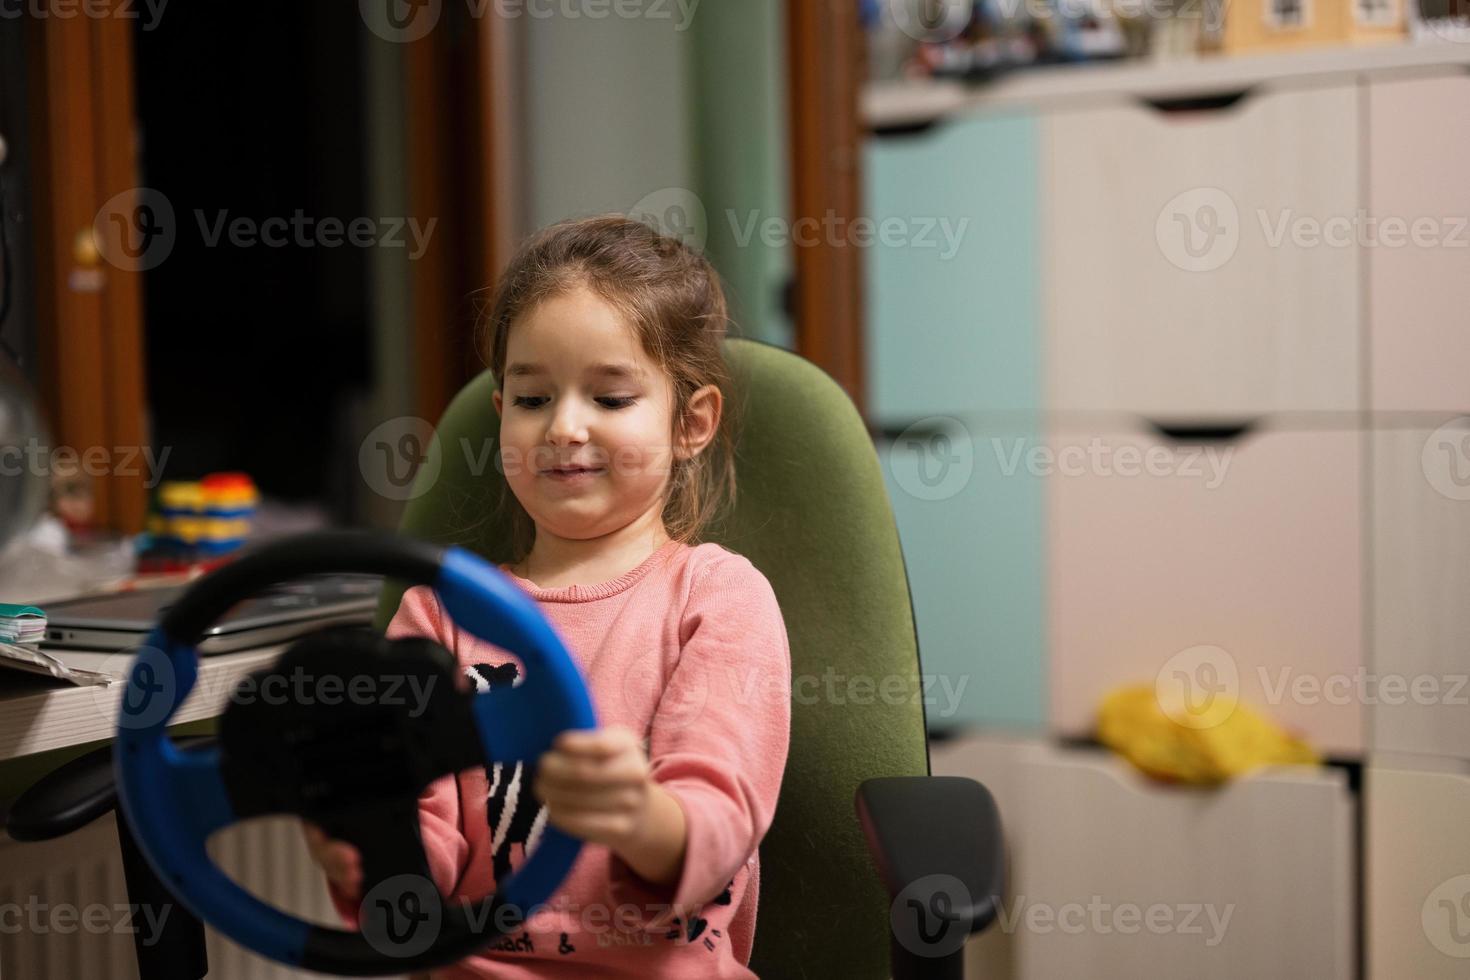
[466,662,549,882]
[663,880,734,953]
[466,661,732,958]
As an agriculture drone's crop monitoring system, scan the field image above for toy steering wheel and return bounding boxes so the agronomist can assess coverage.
[113,530,597,977]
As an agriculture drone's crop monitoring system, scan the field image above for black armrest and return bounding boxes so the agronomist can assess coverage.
[6,743,119,842]
[6,735,216,841]
[856,775,1006,980]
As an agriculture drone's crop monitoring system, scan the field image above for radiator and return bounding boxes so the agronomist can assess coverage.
[0,812,412,979]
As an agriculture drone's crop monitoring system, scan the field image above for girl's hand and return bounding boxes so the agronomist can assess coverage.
[301,820,363,897]
[534,726,689,888]
[533,726,654,850]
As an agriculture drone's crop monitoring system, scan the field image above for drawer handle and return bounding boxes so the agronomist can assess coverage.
[1146,419,1258,443]
[1139,89,1254,116]
[872,421,954,442]
[871,118,942,139]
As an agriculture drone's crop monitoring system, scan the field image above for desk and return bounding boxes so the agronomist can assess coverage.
[0,643,289,763]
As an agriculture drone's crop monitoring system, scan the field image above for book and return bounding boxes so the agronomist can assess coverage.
[0,603,45,645]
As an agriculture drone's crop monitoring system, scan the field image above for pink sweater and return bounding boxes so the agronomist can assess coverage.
[327,539,792,978]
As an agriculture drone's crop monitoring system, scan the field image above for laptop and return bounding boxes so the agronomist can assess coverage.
[39,574,384,655]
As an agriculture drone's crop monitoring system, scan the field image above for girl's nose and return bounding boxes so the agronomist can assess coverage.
[546,400,589,445]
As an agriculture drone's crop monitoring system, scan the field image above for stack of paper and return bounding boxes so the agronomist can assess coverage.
[0,603,44,644]
[0,640,116,685]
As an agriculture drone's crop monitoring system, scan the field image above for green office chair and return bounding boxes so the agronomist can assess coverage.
[375,336,1005,978]
[4,337,1003,979]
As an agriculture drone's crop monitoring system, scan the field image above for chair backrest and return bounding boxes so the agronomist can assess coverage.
[375,337,930,978]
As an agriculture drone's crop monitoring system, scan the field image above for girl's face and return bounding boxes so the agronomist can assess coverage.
[492,285,686,542]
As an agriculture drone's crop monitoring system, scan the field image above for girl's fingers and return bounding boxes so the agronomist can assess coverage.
[553,726,638,757]
[538,763,645,799]
[534,779,643,813]
[539,745,646,784]
[302,821,362,888]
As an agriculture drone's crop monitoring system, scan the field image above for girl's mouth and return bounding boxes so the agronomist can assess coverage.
[543,466,605,481]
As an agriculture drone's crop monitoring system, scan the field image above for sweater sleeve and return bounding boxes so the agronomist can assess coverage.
[606,556,792,931]
[326,585,472,927]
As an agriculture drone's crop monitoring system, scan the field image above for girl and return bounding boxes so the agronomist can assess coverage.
[305,214,792,978]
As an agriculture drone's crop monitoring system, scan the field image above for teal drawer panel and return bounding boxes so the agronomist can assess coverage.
[878,420,1046,732]
[863,112,1041,422]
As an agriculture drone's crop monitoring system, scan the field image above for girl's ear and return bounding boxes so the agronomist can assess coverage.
[493,388,503,417]
[677,384,722,461]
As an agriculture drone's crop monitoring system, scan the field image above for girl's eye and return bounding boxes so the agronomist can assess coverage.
[511,395,635,410]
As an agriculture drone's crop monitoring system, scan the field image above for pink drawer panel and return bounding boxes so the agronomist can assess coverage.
[1369,73,1470,413]
[1044,84,1362,419]
[1370,418,1470,757]
[1047,424,1364,753]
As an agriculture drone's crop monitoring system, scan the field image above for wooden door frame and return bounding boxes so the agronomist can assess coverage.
[404,10,522,426]
[28,4,149,534]
[786,0,868,417]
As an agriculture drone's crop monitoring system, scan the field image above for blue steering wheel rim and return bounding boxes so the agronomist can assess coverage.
[113,531,597,976]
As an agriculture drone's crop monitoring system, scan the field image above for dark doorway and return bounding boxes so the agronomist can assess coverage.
[133,4,372,518]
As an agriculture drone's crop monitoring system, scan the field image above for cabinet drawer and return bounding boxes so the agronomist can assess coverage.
[1047,424,1364,753]
[1368,73,1470,413]
[878,421,1046,730]
[864,112,1040,422]
[1370,418,1470,756]
[932,735,1355,979]
[1044,84,1360,419]
[1367,760,1470,978]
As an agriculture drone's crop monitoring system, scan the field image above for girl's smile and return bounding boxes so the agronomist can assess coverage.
[540,465,606,485]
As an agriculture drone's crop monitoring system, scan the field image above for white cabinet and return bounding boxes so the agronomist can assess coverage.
[1369,418,1470,757]
[1366,759,1470,978]
[932,734,1355,979]
[1368,72,1470,414]
[1044,83,1361,419]
[1046,423,1365,753]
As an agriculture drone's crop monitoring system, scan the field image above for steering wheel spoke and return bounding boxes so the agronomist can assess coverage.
[167,741,237,839]
[471,685,551,767]
[317,800,445,950]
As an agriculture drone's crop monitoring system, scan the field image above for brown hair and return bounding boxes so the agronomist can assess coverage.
[477,214,739,561]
